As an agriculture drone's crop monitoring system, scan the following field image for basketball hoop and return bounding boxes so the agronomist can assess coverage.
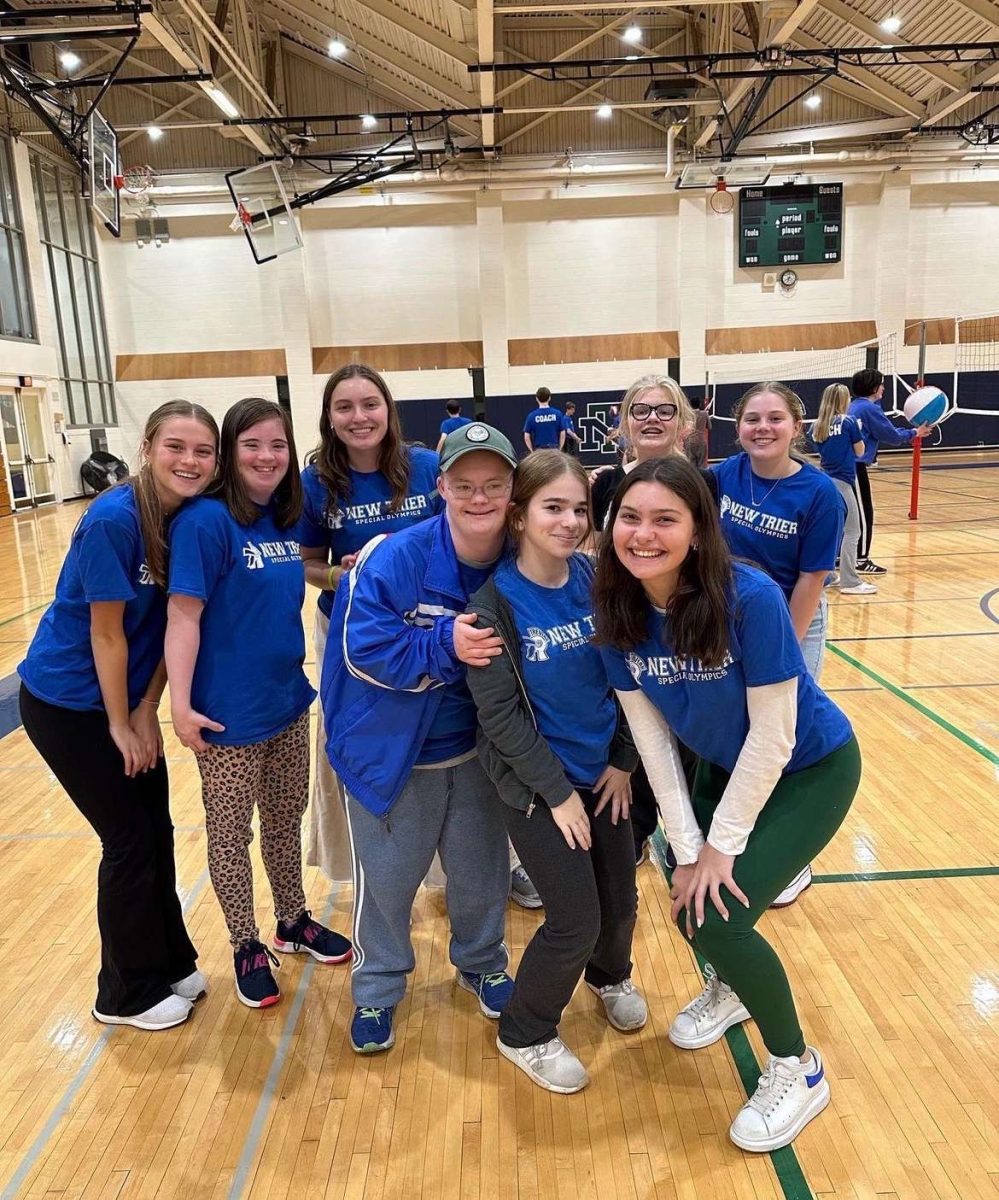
[709,178,734,214]
[229,201,254,233]
[121,164,156,199]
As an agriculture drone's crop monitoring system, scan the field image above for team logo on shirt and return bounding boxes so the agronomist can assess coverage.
[242,539,301,570]
[326,493,432,531]
[719,492,798,540]
[137,562,155,586]
[522,616,595,662]
[627,650,735,684]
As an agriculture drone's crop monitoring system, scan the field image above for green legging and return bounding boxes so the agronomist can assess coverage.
[678,736,861,1059]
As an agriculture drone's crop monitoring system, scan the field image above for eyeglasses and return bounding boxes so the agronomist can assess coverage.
[446,479,513,500]
[630,402,678,422]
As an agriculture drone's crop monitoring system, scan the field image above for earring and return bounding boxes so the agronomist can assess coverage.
[691,541,699,551]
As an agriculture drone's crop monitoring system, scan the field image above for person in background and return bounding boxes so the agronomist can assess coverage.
[524,387,565,453]
[812,383,876,596]
[19,401,219,1031]
[684,395,712,469]
[436,400,473,453]
[848,368,931,576]
[595,456,860,1154]
[300,364,442,886]
[167,397,352,1011]
[561,400,582,458]
[322,422,519,1055]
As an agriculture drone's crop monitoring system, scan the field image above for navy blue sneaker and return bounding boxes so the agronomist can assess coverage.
[234,940,280,1009]
[350,1006,395,1053]
[274,910,352,964]
[456,969,515,1018]
[664,841,678,871]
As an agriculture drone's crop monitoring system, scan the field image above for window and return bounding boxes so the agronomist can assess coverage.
[0,137,36,341]
[30,154,115,427]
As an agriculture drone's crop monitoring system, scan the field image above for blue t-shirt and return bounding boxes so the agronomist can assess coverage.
[494,554,616,789]
[524,407,562,449]
[19,484,165,712]
[168,496,315,746]
[816,414,862,485]
[418,559,496,765]
[601,563,852,775]
[711,453,845,601]
[300,446,442,617]
[440,415,472,436]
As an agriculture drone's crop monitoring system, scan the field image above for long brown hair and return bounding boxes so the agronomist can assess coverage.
[593,457,733,666]
[310,364,411,522]
[210,397,302,529]
[733,381,806,456]
[507,450,591,544]
[133,400,219,587]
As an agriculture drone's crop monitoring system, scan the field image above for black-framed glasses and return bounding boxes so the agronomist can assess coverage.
[630,402,678,421]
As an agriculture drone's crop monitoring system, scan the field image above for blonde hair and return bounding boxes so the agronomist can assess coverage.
[813,383,851,444]
[507,450,592,545]
[621,375,694,454]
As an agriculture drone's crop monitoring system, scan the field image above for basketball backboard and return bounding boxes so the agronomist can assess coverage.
[225,162,303,265]
[676,162,772,189]
[88,110,120,235]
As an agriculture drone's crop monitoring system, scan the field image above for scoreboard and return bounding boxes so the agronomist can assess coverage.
[738,183,843,268]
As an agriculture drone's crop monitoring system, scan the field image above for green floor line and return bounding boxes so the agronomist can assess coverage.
[826,644,999,766]
[649,831,815,1200]
[813,865,999,883]
[0,601,49,630]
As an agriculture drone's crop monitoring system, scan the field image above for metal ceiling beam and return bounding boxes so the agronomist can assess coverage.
[737,114,914,149]
[117,66,236,146]
[477,0,496,152]
[338,0,477,67]
[0,1,149,14]
[281,36,482,139]
[819,0,966,93]
[266,0,477,109]
[0,22,140,42]
[920,57,999,125]
[694,0,820,148]
[951,0,999,28]
[495,0,742,10]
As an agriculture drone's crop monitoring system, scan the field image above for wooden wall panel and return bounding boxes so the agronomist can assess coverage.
[904,319,956,347]
[704,321,877,356]
[312,343,484,374]
[507,332,679,367]
[115,349,287,382]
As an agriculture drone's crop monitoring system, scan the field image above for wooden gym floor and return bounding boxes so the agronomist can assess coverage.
[0,454,996,1200]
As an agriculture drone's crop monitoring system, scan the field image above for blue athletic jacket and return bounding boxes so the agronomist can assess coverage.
[322,511,475,818]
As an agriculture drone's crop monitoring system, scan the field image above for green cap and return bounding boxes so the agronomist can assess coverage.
[439,422,518,471]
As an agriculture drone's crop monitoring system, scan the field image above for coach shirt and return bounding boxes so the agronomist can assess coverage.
[168,496,315,746]
[816,415,863,485]
[523,407,563,449]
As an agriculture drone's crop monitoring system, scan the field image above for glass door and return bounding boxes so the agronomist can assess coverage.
[19,389,56,504]
[0,388,56,508]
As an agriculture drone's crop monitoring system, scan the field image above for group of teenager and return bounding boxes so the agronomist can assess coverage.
[19,360,926,1153]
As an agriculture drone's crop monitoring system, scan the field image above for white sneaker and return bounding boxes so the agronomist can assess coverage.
[729,1045,830,1152]
[171,969,208,1002]
[509,865,543,909]
[586,978,648,1031]
[770,865,813,909]
[93,993,193,1031]
[497,1035,589,1093]
[839,581,877,595]
[668,965,750,1049]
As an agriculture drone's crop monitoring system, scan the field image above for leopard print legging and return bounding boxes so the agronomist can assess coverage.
[196,710,310,947]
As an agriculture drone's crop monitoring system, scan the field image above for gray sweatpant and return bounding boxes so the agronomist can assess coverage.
[832,476,863,589]
[344,755,510,1008]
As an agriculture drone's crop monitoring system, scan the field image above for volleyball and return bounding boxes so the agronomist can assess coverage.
[903,385,948,427]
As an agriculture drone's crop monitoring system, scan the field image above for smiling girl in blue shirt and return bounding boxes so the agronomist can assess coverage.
[19,401,219,1031]
[166,397,352,1010]
[594,456,860,1154]
[299,365,441,884]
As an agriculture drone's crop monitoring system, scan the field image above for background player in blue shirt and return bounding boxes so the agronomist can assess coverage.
[167,397,352,1011]
[812,383,876,595]
[594,456,860,1154]
[561,400,582,457]
[523,386,565,452]
[848,368,931,576]
[299,364,442,885]
[436,399,473,451]
[464,452,643,1095]
[19,400,219,1032]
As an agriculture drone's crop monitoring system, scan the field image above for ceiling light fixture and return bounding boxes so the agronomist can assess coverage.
[622,25,642,43]
[880,13,902,33]
[59,49,82,71]
[328,37,347,57]
[147,125,164,141]
[804,93,821,109]
[361,113,377,129]
[596,104,613,119]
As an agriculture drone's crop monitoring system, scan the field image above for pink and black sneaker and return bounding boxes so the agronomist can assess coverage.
[234,939,281,1009]
[273,910,353,964]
